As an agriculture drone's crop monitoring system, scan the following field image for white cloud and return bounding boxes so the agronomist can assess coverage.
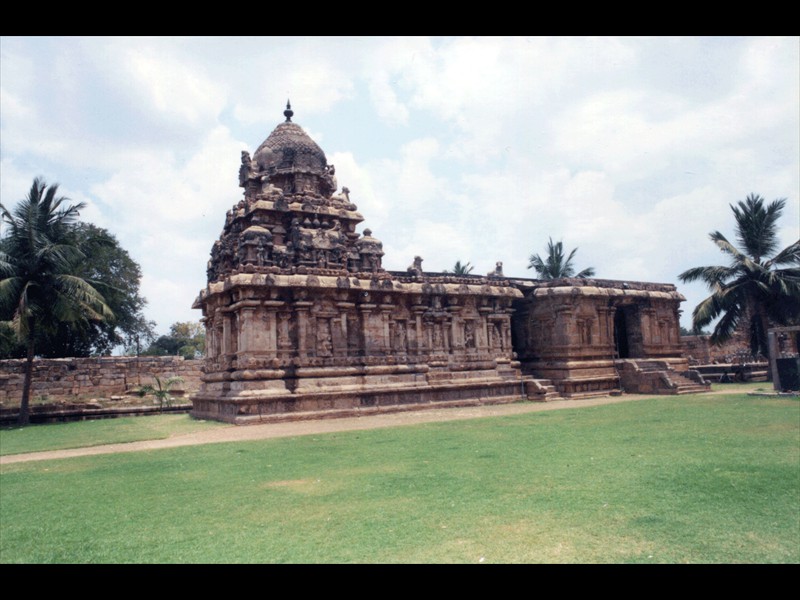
[327,151,388,229]
[386,220,472,273]
[2,36,797,338]
[122,48,227,125]
[231,38,357,125]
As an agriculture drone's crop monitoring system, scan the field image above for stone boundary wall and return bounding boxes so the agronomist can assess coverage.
[0,356,203,404]
[681,335,756,364]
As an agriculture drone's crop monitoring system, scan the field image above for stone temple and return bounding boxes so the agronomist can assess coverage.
[191,104,707,423]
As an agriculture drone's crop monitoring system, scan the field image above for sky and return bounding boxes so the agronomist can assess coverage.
[1,36,798,342]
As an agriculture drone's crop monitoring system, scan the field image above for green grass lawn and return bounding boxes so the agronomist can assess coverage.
[0,415,225,456]
[1,391,797,563]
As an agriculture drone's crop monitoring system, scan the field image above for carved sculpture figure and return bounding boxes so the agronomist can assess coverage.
[239,150,252,187]
[321,164,338,197]
[407,256,424,277]
[394,321,407,352]
[464,321,475,348]
[260,175,283,196]
[489,261,504,277]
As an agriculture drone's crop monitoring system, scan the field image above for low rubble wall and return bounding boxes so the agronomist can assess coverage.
[0,356,203,404]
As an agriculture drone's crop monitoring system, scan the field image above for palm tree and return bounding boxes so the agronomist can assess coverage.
[445,260,474,275]
[0,177,113,425]
[678,194,800,359]
[139,376,185,411]
[528,238,595,279]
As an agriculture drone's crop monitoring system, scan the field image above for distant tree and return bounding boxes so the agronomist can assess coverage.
[528,238,596,279]
[444,260,474,275]
[680,325,710,336]
[27,223,155,357]
[0,322,24,358]
[0,178,113,425]
[144,321,205,359]
[678,194,800,359]
[123,313,159,357]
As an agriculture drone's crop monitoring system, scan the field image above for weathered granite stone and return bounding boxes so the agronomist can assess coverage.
[510,278,690,397]
[191,104,710,421]
[192,105,536,423]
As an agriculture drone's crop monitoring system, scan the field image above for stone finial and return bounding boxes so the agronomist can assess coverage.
[284,100,293,122]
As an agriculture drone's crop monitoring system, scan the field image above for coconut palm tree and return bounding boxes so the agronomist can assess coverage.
[528,238,595,279]
[678,194,800,359]
[139,376,185,411]
[0,177,113,425]
[445,260,474,275]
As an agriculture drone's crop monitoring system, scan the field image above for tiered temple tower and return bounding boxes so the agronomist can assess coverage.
[192,104,537,423]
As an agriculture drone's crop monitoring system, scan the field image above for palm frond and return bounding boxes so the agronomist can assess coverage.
[52,274,114,316]
[692,294,725,330]
[528,237,593,279]
[767,240,800,267]
[731,194,786,260]
[678,265,735,286]
[709,302,743,345]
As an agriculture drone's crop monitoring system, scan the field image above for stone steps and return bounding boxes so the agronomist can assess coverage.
[664,371,711,395]
[617,359,711,395]
[524,378,562,402]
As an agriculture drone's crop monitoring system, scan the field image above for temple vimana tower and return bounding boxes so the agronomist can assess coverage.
[192,104,706,423]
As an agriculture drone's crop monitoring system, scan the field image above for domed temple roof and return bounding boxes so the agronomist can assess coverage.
[253,101,327,174]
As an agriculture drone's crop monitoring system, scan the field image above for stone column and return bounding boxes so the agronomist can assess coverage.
[553,306,573,347]
[336,302,355,357]
[277,312,292,356]
[642,307,657,346]
[447,306,463,352]
[412,305,426,355]
[478,308,492,352]
[359,303,377,356]
[204,316,216,359]
[221,312,234,355]
[263,300,285,356]
[237,303,259,354]
[294,301,313,359]
[502,314,512,354]
[596,306,612,349]
[380,302,394,355]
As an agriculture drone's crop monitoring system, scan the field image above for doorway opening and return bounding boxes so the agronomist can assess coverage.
[614,308,629,358]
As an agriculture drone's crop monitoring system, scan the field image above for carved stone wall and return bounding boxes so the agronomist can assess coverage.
[192,105,535,423]
[511,278,687,397]
[194,105,705,420]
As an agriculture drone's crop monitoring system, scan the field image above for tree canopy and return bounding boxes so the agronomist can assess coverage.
[444,260,474,275]
[528,238,596,279]
[0,222,154,358]
[0,177,114,424]
[678,194,800,358]
[144,321,205,359]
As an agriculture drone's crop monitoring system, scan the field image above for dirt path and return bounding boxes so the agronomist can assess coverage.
[0,389,744,465]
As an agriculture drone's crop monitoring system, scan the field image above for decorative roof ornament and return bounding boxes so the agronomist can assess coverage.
[252,103,327,175]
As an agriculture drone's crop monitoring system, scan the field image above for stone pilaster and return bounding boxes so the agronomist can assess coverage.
[294,301,313,359]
